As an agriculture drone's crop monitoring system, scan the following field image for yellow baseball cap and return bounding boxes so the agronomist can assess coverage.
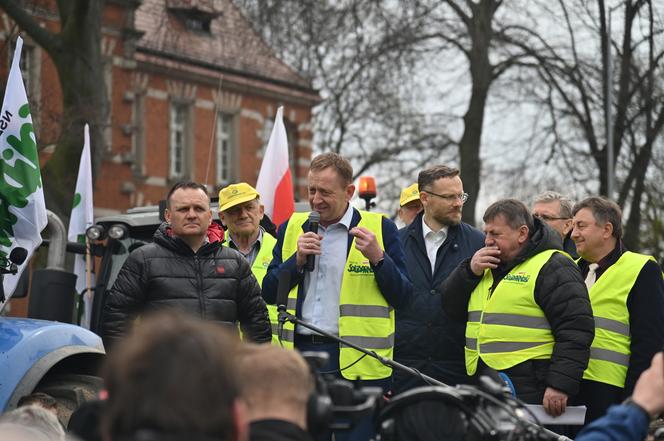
[218,183,260,212]
[399,183,420,207]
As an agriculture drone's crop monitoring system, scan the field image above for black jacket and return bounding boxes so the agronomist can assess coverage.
[250,420,312,441]
[440,219,594,402]
[393,213,484,393]
[102,223,272,347]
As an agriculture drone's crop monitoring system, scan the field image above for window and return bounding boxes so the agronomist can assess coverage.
[216,113,235,184]
[170,103,189,179]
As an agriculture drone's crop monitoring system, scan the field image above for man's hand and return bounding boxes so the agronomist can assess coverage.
[350,227,384,265]
[296,232,322,268]
[542,387,568,417]
[632,352,664,418]
[469,246,501,276]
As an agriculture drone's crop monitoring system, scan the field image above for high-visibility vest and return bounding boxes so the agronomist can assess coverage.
[465,249,562,375]
[582,251,655,388]
[224,232,278,344]
[280,211,394,380]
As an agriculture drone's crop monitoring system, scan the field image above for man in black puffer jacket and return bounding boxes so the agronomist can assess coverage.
[102,181,272,348]
[440,199,594,417]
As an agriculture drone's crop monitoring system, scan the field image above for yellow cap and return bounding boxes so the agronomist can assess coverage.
[399,183,420,207]
[218,183,260,212]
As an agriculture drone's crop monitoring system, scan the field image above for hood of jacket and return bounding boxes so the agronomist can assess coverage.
[153,222,221,255]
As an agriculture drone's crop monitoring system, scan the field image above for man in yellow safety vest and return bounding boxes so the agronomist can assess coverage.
[440,198,594,417]
[219,182,279,344]
[262,152,412,441]
[571,196,664,425]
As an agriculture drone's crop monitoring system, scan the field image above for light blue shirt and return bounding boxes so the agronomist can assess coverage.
[298,203,355,336]
[228,228,264,267]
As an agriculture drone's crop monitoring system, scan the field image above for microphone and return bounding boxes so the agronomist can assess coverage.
[276,270,291,341]
[304,211,320,272]
[9,247,28,266]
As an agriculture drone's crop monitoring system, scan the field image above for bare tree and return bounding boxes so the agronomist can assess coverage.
[237,0,462,210]
[0,0,109,216]
[502,0,664,250]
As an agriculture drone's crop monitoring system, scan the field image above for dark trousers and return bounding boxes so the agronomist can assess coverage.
[295,336,391,441]
[573,379,624,425]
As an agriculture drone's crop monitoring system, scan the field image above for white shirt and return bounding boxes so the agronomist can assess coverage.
[299,203,355,335]
[422,216,447,273]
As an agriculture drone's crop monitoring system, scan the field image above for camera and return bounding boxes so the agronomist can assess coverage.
[303,351,567,441]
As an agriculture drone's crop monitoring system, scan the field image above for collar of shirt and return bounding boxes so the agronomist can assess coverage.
[581,240,624,279]
[229,228,263,253]
[421,216,448,243]
[319,203,354,233]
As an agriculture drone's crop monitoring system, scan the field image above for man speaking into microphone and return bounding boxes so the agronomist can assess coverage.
[262,152,411,441]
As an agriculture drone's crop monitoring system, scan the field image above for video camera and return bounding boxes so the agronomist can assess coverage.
[303,350,565,441]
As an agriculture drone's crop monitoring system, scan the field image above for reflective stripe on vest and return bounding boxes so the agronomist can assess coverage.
[465,249,561,375]
[280,211,394,380]
[582,251,655,388]
[223,233,279,344]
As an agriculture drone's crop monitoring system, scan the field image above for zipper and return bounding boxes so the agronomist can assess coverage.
[194,255,205,316]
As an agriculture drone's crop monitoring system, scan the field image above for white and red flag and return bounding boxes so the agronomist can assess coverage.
[256,107,294,226]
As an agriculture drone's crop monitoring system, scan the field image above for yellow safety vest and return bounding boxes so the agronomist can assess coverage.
[582,251,655,388]
[224,232,278,344]
[466,249,562,375]
[280,211,394,380]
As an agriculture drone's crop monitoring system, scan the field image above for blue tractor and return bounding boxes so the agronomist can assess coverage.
[0,210,105,423]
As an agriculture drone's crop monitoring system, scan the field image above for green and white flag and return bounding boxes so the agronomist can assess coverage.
[0,37,48,301]
[68,124,94,328]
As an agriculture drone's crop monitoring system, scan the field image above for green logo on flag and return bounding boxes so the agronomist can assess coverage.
[72,192,82,209]
[0,103,42,258]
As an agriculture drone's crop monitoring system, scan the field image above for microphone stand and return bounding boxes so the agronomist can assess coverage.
[278,307,572,441]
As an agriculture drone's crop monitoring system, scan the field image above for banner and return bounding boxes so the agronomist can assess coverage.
[68,124,95,328]
[256,107,295,226]
[0,37,48,303]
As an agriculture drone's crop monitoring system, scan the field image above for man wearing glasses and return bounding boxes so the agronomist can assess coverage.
[393,165,484,393]
[532,191,578,259]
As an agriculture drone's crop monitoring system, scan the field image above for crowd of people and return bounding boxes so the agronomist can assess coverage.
[5,151,664,441]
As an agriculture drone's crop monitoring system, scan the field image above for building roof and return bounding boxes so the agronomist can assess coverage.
[134,0,315,93]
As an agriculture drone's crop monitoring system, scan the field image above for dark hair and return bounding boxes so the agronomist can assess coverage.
[572,197,623,239]
[309,152,354,186]
[102,311,240,441]
[417,165,460,192]
[17,392,57,411]
[483,199,534,232]
[166,181,209,208]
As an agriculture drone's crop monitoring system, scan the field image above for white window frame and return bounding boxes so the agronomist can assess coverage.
[169,102,189,179]
[216,113,235,184]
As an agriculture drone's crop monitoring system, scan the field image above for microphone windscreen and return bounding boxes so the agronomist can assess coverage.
[276,270,291,307]
[308,211,321,225]
[9,247,28,265]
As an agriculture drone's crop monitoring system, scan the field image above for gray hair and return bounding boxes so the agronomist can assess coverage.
[534,191,574,219]
[0,405,65,440]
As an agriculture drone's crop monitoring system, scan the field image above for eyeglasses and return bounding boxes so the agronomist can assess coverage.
[422,190,469,203]
[533,213,570,222]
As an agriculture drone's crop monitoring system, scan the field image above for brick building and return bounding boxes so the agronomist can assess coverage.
[0,0,319,215]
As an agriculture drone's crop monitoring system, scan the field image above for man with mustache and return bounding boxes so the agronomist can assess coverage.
[440,199,594,416]
[102,181,272,348]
